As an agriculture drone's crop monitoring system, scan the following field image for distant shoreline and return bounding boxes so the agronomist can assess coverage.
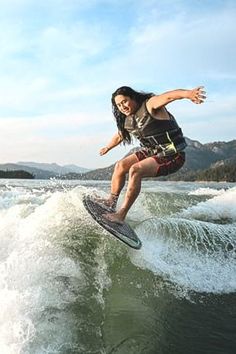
[0,170,34,179]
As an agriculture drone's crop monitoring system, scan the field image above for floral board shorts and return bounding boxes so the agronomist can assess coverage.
[135,150,185,177]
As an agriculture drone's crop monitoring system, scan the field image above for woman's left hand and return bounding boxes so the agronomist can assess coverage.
[189,86,206,104]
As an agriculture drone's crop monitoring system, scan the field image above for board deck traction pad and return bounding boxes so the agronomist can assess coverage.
[83,195,142,250]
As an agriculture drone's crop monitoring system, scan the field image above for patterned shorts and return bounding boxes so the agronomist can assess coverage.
[135,150,185,177]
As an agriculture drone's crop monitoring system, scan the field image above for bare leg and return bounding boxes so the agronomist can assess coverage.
[95,154,139,209]
[104,157,159,223]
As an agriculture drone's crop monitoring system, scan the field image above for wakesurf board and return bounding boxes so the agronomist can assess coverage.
[83,194,142,250]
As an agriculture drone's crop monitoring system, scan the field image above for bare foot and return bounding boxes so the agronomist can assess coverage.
[93,194,117,211]
[103,212,125,225]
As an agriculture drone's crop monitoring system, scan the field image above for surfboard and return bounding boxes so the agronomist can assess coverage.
[83,195,142,250]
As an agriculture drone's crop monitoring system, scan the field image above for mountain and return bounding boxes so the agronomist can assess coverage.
[167,138,236,181]
[193,160,236,182]
[63,164,90,173]
[0,169,34,179]
[1,138,235,181]
[63,138,236,182]
[17,161,90,174]
[183,138,236,170]
[0,163,56,179]
[0,162,91,179]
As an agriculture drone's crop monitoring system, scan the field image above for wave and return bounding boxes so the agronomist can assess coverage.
[188,187,227,196]
[131,216,235,293]
[182,186,236,223]
[130,186,236,294]
[0,182,235,352]
[0,185,110,353]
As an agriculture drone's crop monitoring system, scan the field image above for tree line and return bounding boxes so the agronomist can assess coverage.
[0,170,34,179]
[171,164,236,182]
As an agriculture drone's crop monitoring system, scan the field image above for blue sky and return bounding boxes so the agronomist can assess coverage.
[0,0,235,168]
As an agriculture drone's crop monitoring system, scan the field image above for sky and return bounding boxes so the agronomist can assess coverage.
[0,0,235,169]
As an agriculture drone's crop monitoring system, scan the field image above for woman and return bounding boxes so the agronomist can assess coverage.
[99,86,206,224]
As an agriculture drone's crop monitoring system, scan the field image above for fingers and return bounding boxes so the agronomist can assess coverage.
[99,147,109,155]
[192,86,207,104]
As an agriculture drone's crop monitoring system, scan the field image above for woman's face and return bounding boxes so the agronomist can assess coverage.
[114,95,138,116]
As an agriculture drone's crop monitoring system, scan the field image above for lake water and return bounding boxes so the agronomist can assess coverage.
[0,179,235,354]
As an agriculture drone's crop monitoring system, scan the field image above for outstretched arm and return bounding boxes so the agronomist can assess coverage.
[147,86,206,111]
[99,132,123,156]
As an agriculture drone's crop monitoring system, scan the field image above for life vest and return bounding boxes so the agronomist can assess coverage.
[124,100,187,157]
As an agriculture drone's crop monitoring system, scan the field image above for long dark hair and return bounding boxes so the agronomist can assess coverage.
[111,86,153,144]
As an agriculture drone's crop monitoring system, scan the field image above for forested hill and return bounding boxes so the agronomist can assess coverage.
[64,138,236,182]
[1,138,235,181]
[166,138,236,182]
[0,170,34,179]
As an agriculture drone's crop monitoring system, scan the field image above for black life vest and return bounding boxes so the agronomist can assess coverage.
[124,100,187,157]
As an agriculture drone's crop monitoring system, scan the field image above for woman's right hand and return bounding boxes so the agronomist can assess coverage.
[99,147,109,156]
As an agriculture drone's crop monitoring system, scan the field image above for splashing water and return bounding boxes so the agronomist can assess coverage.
[0,180,235,353]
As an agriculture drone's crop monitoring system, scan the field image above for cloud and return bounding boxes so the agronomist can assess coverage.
[0,128,127,169]
[1,1,236,111]
[0,2,114,114]
[167,90,236,142]
[0,112,120,167]
[124,5,236,84]
[0,1,235,166]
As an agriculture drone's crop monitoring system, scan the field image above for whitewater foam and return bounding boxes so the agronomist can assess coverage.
[0,186,90,353]
[188,187,227,196]
[131,216,236,294]
[183,186,236,222]
[1,180,235,351]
